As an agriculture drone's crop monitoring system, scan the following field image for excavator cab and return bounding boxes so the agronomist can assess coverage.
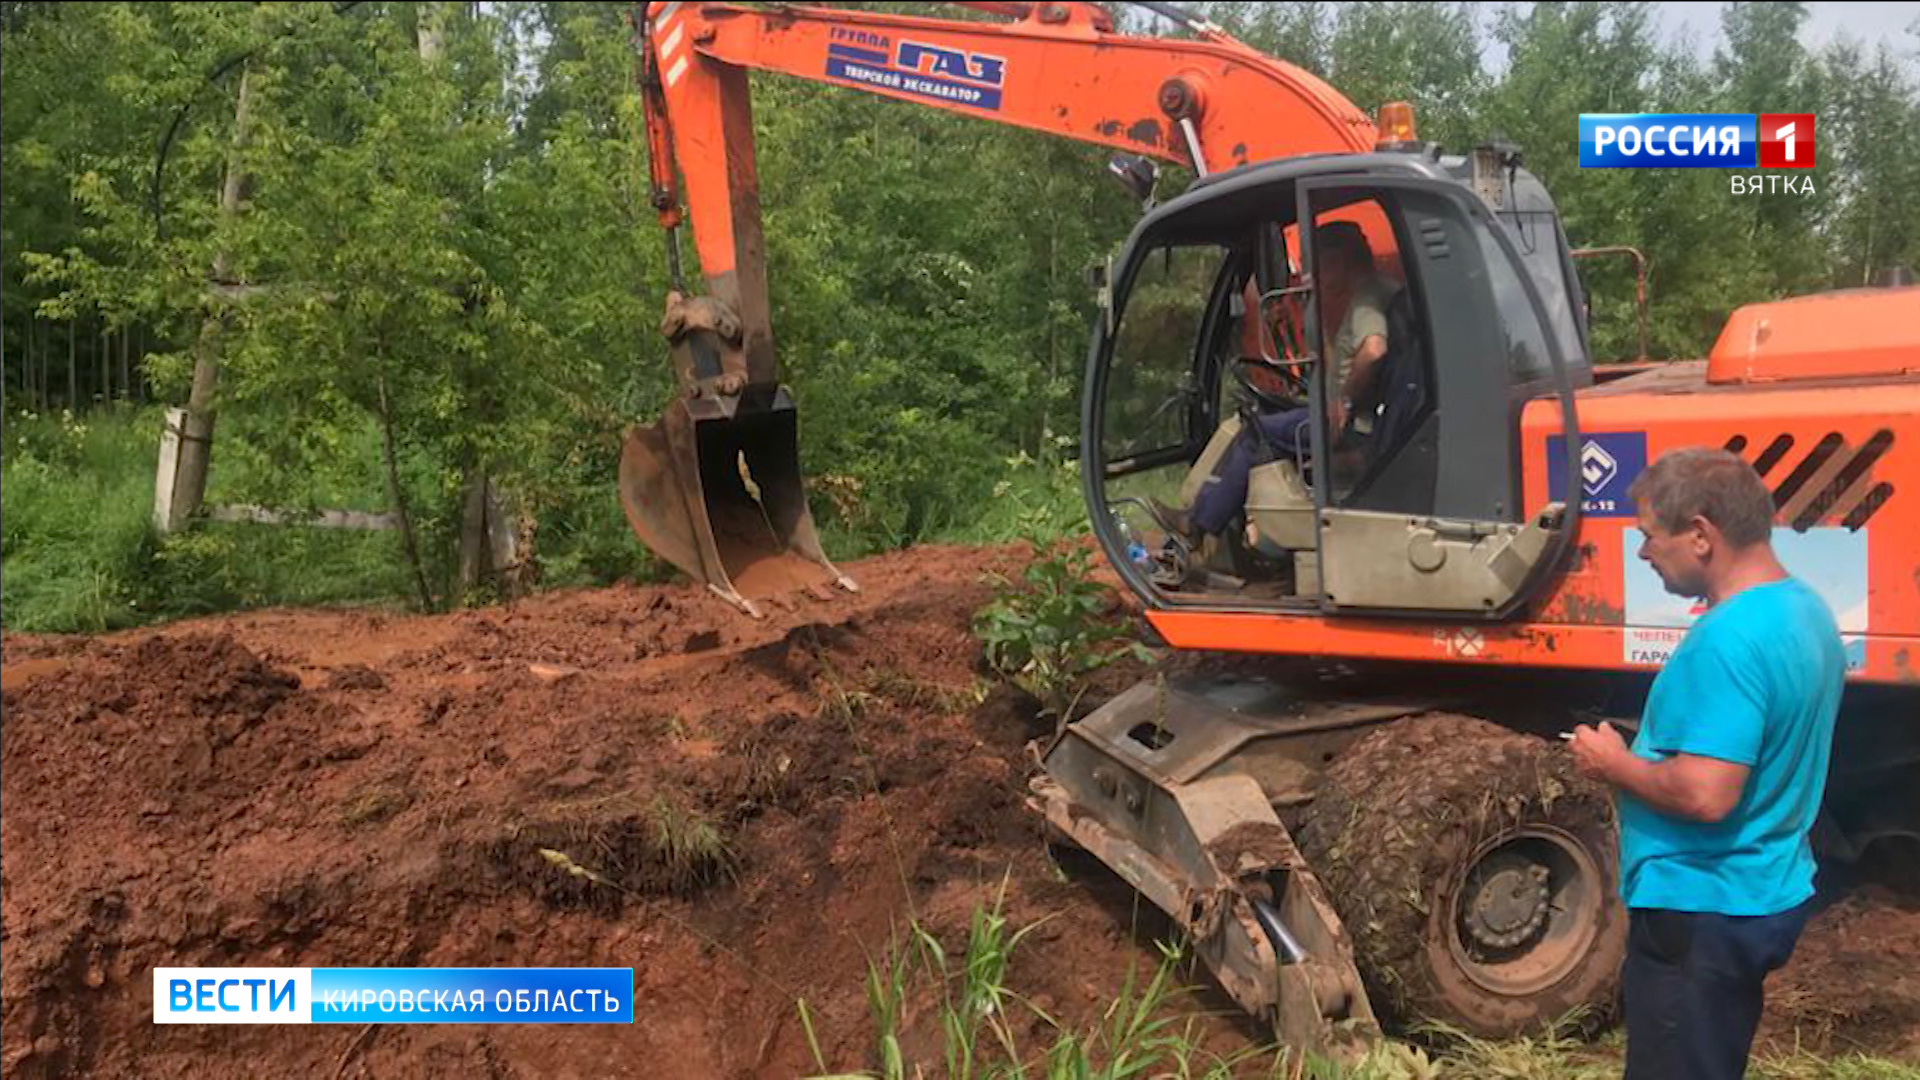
[1089,151,1590,617]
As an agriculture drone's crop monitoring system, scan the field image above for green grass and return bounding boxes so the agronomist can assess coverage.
[931,450,1090,547]
[1,406,419,631]
[798,892,1920,1080]
[2,405,168,632]
[800,882,1286,1080]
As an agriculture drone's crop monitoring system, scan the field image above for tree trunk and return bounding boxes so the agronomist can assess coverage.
[65,198,76,409]
[416,1,447,60]
[24,316,35,412]
[459,461,489,592]
[431,6,486,599]
[377,374,435,613]
[418,3,512,602]
[169,64,255,531]
[1043,198,1060,462]
[120,325,131,404]
[34,317,45,411]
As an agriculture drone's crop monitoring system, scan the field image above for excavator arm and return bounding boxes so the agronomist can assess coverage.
[619,1,1381,614]
[618,5,1403,1052]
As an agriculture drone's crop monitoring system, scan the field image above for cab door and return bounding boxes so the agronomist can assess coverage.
[1295,176,1584,618]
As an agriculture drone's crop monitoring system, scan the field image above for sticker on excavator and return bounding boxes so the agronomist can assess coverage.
[1622,525,1868,669]
[1546,431,1648,518]
[825,37,1005,111]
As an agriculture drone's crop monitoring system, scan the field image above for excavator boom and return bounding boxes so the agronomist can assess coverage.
[620,0,1380,614]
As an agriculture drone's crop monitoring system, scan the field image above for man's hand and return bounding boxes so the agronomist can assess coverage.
[1569,721,1630,781]
[1567,723,1750,823]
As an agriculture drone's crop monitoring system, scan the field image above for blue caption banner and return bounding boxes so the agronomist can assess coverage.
[1579,113,1757,168]
[154,967,634,1024]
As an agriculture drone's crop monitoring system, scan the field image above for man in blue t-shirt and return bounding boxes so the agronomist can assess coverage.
[1569,447,1845,1080]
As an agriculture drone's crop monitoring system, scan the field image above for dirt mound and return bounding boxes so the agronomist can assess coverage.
[0,545,1215,1078]
[1762,885,1920,1060]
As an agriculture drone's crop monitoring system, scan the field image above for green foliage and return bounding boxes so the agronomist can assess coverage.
[0,409,157,631]
[2,0,1918,625]
[807,899,1920,1080]
[934,450,1087,548]
[0,406,415,632]
[972,540,1150,718]
[152,522,413,617]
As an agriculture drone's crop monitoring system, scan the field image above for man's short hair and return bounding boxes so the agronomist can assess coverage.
[1317,221,1373,266]
[1628,447,1775,547]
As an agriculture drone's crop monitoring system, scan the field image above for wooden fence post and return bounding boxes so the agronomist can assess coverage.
[154,407,185,533]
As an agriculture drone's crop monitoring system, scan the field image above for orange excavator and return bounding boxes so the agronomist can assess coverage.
[623,0,1920,1056]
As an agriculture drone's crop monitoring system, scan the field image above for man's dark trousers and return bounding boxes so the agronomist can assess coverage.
[1189,409,1312,536]
[1623,901,1813,1079]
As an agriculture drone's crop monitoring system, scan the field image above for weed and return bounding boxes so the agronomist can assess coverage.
[338,787,411,829]
[511,789,734,897]
[866,668,993,714]
[934,452,1087,548]
[807,889,1257,1080]
[801,891,1919,1080]
[648,792,736,891]
[819,684,882,725]
[1749,1047,1920,1080]
[798,998,832,1074]
[971,539,1150,719]
[864,927,917,1080]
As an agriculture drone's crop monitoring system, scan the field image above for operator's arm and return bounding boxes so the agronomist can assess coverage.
[1326,284,1390,431]
[1570,724,1749,823]
[1333,333,1388,429]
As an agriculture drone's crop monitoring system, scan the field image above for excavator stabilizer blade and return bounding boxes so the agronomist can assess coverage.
[619,392,853,614]
[1032,676,1387,1059]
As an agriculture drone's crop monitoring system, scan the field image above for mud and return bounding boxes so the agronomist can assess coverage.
[0,545,1236,1078]
[3,542,1917,1076]
[1763,886,1920,1061]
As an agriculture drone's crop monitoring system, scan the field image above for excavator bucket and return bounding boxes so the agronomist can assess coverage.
[618,390,855,616]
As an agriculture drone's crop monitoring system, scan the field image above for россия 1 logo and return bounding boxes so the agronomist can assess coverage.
[1579,113,1815,194]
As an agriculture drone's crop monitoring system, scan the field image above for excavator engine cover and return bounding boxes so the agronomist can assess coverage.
[619,388,850,616]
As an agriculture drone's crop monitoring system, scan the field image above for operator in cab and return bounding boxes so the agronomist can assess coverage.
[1156,221,1397,544]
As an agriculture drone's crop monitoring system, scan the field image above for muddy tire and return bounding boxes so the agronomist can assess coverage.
[1292,713,1627,1039]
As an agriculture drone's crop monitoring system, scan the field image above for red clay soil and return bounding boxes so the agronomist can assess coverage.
[0,544,1250,1078]
[3,542,1917,1077]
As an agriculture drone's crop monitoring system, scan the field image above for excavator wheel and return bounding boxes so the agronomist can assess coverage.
[1290,713,1627,1039]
